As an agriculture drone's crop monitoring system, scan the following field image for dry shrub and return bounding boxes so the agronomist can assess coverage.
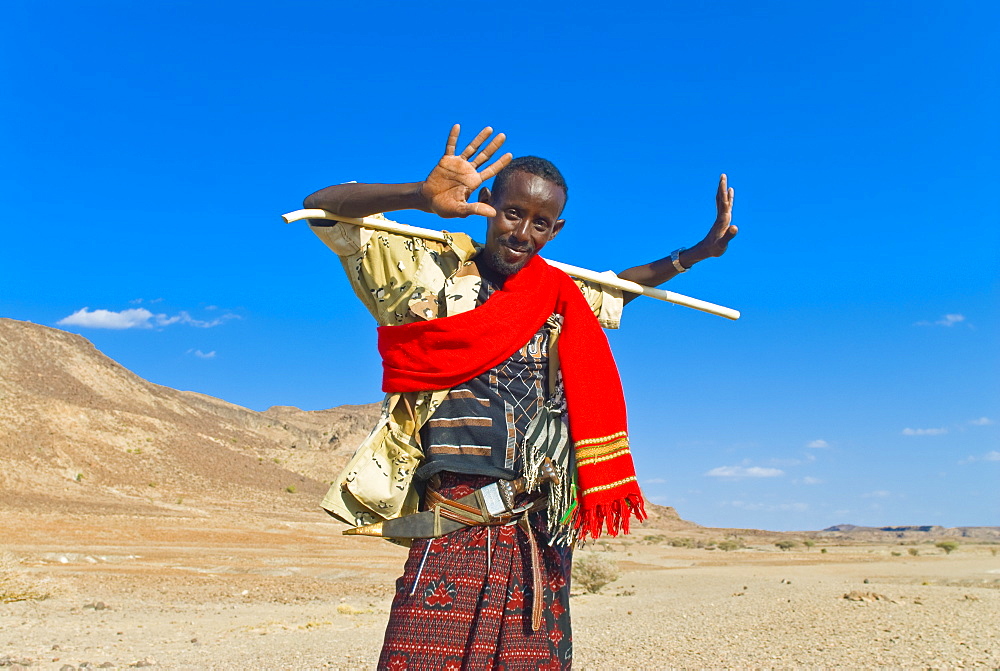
[573,552,620,594]
[336,603,372,615]
[936,541,959,555]
[0,552,51,603]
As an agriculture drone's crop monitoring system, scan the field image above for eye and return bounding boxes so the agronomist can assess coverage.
[533,219,551,232]
[505,208,520,220]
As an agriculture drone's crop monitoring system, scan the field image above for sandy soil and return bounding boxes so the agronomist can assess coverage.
[2,506,998,670]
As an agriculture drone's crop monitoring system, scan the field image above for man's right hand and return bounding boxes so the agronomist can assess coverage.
[419,125,512,218]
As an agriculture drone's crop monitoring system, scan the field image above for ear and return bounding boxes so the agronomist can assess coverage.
[550,219,566,240]
[478,187,491,204]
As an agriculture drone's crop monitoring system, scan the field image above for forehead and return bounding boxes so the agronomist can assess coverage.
[494,171,566,216]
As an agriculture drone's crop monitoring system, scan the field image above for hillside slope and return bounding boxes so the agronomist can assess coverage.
[0,318,379,514]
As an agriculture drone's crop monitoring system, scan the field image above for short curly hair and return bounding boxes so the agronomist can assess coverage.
[491,156,568,211]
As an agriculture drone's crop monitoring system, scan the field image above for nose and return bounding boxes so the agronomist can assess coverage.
[510,218,532,242]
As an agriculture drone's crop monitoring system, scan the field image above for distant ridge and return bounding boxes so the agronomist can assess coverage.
[820,524,1000,541]
[0,317,379,515]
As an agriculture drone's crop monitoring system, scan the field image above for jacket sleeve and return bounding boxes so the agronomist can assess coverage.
[574,277,624,329]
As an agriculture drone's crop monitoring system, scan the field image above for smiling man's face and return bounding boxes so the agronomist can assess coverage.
[481,171,566,276]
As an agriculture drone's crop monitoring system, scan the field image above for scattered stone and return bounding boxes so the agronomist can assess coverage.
[51,646,61,651]
[863,578,870,584]
[843,590,891,602]
[98,663,114,668]
[59,665,75,671]
[0,658,33,669]
[129,658,156,668]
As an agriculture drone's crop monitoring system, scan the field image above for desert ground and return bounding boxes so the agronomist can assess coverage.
[2,503,998,670]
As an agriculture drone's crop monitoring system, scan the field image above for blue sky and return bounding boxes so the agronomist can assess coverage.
[2,2,996,531]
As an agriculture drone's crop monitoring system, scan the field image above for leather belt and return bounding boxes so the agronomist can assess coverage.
[343,459,559,540]
[343,476,544,539]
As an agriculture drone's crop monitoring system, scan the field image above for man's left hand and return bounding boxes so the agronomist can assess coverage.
[694,173,738,258]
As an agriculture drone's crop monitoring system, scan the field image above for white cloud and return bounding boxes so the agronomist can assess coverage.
[187,349,216,359]
[901,427,947,436]
[705,466,784,479]
[58,307,239,330]
[970,417,994,426]
[961,450,1000,464]
[861,490,890,499]
[800,476,822,485]
[156,311,239,328]
[915,313,967,327]
[806,439,830,449]
[729,500,808,512]
[58,307,156,330]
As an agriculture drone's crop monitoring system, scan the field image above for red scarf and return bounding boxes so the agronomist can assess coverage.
[377,254,646,538]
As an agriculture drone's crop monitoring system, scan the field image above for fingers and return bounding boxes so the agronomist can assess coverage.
[464,201,498,218]
[729,187,735,210]
[448,125,511,178]
[470,132,507,168]
[479,152,513,181]
[459,126,494,160]
[444,124,461,156]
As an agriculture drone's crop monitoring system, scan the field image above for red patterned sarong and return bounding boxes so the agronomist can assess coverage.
[378,474,573,670]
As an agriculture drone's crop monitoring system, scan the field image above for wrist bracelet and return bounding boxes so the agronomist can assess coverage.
[670,248,688,273]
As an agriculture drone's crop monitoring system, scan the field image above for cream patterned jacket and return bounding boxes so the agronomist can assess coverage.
[311,214,623,528]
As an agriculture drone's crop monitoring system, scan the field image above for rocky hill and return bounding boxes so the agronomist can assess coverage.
[818,524,1000,542]
[0,318,380,515]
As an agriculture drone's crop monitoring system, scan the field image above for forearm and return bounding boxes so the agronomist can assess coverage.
[618,242,713,304]
[302,182,430,219]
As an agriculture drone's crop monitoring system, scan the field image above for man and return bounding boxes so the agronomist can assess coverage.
[303,125,736,669]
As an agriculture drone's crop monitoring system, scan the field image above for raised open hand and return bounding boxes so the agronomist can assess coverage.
[419,125,513,218]
[700,174,738,257]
